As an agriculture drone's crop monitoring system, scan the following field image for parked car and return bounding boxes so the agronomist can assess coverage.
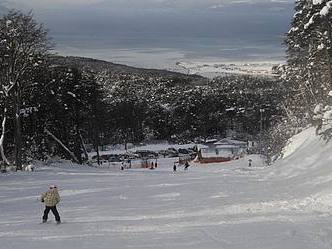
[135,150,159,159]
[178,148,189,154]
[92,154,121,163]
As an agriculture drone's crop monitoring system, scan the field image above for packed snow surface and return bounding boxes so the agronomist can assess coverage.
[2,127,332,248]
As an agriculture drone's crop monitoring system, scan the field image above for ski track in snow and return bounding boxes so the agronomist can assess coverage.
[2,129,332,248]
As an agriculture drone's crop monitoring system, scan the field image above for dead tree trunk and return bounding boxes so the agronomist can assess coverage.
[45,128,80,164]
[14,86,23,170]
[326,19,332,88]
[96,144,101,166]
[0,109,10,167]
[78,130,89,162]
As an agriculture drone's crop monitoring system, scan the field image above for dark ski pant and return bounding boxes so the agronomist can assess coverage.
[43,206,61,222]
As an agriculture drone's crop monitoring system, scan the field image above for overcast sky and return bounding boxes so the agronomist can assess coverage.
[6,0,293,9]
[1,0,295,69]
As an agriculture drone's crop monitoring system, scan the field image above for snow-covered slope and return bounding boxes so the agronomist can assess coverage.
[2,128,332,249]
[268,127,332,183]
[262,127,332,217]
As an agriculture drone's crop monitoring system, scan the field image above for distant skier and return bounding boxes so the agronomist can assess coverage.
[173,162,177,172]
[248,159,252,167]
[184,161,190,170]
[41,185,61,224]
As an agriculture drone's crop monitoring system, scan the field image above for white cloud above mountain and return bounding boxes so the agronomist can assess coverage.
[5,0,104,8]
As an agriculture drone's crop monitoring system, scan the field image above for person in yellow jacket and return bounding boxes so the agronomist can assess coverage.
[41,185,61,224]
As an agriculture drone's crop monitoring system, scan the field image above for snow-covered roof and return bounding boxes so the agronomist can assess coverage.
[313,0,323,5]
[215,144,240,149]
[204,139,218,144]
[197,144,209,149]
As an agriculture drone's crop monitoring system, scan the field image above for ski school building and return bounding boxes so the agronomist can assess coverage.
[194,138,248,164]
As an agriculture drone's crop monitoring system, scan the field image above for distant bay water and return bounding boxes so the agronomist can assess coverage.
[53,33,286,71]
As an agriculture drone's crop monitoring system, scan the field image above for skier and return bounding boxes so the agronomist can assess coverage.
[184,161,190,170]
[41,185,61,224]
[248,159,252,167]
[173,162,177,172]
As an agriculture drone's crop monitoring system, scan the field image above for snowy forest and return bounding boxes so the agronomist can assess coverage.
[1,1,332,171]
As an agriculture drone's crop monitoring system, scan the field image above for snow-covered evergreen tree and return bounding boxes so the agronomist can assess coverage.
[270,0,332,160]
[283,2,328,115]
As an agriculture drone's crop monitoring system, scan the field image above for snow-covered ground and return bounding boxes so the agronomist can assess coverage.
[2,127,332,249]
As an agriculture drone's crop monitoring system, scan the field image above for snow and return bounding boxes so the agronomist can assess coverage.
[320,6,330,16]
[313,0,323,5]
[2,128,332,248]
[304,14,319,30]
[225,107,235,112]
[318,43,325,50]
[288,26,299,34]
[320,1,332,17]
[323,108,332,121]
[293,10,302,18]
[67,92,76,98]
[281,127,312,159]
[5,20,12,27]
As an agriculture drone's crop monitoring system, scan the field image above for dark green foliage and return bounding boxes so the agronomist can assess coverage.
[22,65,107,162]
[100,71,283,144]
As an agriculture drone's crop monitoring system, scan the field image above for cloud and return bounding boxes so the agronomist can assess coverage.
[9,0,105,8]
[8,0,293,10]
[209,4,225,9]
